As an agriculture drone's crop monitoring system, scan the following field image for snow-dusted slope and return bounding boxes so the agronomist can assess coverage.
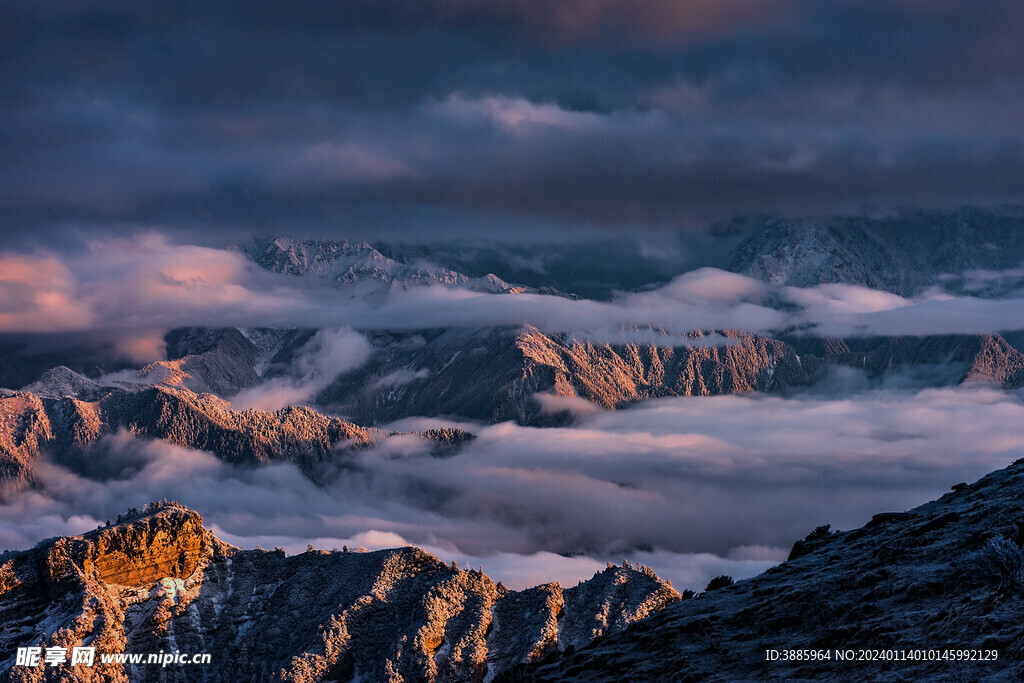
[0,503,679,682]
[20,366,103,401]
[727,208,1024,296]
[15,328,311,401]
[237,236,513,292]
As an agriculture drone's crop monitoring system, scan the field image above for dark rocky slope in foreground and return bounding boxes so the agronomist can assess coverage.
[512,458,1024,682]
[0,504,679,682]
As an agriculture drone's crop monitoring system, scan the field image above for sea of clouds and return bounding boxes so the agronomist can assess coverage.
[2,384,1021,591]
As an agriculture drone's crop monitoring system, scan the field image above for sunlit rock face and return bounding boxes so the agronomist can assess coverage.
[821,334,1024,388]
[4,327,1021,496]
[0,385,474,494]
[319,326,1024,425]
[319,327,813,425]
[0,504,679,682]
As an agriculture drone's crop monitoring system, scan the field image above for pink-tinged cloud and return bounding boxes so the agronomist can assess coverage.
[2,234,1024,341]
[0,254,94,332]
[430,93,608,134]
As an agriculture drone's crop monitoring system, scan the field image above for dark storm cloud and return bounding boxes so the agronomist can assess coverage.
[2,0,1023,243]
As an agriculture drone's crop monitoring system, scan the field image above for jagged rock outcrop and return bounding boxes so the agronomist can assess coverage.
[0,386,471,493]
[0,394,56,492]
[513,459,1024,682]
[318,327,811,425]
[0,504,679,682]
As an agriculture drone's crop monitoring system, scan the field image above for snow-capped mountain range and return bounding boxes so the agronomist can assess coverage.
[236,236,513,293]
[726,207,1024,296]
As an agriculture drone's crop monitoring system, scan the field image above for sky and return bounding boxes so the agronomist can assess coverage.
[2,0,1024,597]
[3,0,1024,246]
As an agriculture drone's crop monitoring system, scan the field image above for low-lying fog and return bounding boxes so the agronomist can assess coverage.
[3,384,1021,591]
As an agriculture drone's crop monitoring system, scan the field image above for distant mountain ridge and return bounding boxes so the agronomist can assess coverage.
[237,236,513,293]
[727,207,1024,296]
[0,503,680,682]
[318,327,812,425]
[0,385,471,494]
[4,327,1020,498]
[318,327,1024,425]
[236,207,1024,301]
[11,327,1024,434]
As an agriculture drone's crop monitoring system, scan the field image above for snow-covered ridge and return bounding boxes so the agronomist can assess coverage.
[236,236,513,292]
[727,207,1024,296]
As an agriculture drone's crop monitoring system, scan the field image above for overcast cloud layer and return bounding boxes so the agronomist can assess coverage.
[1,385,1021,592]
[3,0,1024,245]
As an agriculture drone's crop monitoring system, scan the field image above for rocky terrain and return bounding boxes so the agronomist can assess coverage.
[318,327,812,425]
[0,384,471,494]
[241,208,1024,302]
[7,326,1024,436]
[726,207,1024,296]
[509,456,1024,682]
[784,333,1024,389]
[318,327,1024,424]
[0,503,679,682]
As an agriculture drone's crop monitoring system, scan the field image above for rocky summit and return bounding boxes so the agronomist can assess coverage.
[0,503,679,682]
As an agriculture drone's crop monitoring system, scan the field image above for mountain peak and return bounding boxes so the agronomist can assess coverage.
[0,503,679,681]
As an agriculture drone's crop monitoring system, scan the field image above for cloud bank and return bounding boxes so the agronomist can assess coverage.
[3,236,1024,352]
[231,328,371,411]
[2,385,1021,591]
